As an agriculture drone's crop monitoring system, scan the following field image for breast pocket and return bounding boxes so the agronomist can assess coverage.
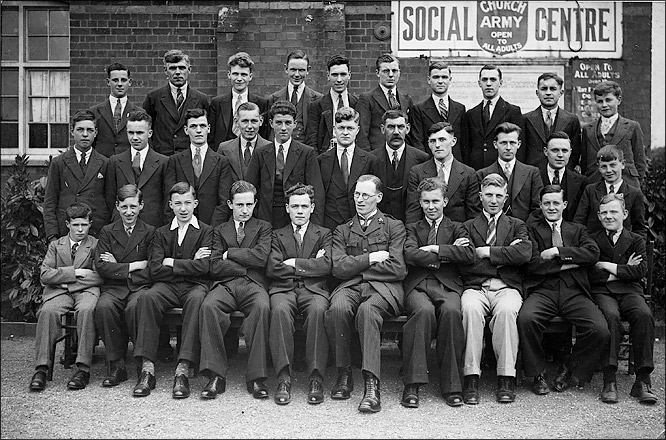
[367,232,388,251]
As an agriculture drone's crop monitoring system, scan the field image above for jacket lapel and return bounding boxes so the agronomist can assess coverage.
[198,150,218,186]
[160,86,181,122]
[610,117,630,146]
[178,152,196,185]
[283,142,302,183]
[495,214,510,246]
[372,87,389,113]
[446,159,464,196]
[348,150,368,191]
[527,108,548,143]
[510,162,528,203]
[138,149,160,188]
[301,224,319,257]
[117,151,136,184]
[262,144,277,183]
[612,229,631,260]
[112,222,130,259]
[99,99,117,133]
[417,219,430,245]
[242,217,261,246]
[74,236,95,267]
[223,139,243,179]
[81,150,104,190]
[65,148,86,183]
[220,94,232,134]
[181,223,202,257]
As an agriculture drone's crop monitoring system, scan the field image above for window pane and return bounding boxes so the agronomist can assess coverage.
[28,36,48,61]
[1,36,19,60]
[30,98,48,122]
[1,9,19,34]
[29,71,48,96]
[2,70,18,95]
[49,98,69,123]
[1,123,19,148]
[27,10,48,35]
[49,37,69,60]
[29,124,48,148]
[50,71,69,95]
[1,98,19,120]
[51,124,69,148]
[49,10,69,35]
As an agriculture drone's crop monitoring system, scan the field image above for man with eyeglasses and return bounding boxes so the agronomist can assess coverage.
[357,54,414,151]
[325,174,408,413]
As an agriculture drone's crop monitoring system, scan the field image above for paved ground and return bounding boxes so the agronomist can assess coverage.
[1,335,664,439]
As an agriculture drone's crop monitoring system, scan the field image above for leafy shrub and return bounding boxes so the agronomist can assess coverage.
[642,147,665,322]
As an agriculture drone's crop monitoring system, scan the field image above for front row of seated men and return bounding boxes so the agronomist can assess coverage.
[29,175,657,411]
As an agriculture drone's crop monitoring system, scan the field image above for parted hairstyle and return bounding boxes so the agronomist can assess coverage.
[163,49,190,66]
[169,182,196,200]
[480,173,507,191]
[71,109,97,128]
[539,184,565,200]
[65,202,92,222]
[116,183,143,204]
[375,53,399,71]
[537,72,563,87]
[285,182,315,203]
[269,100,297,121]
[184,108,208,123]
[597,144,624,163]
[357,174,383,194]
[127,109,152,126]
[107,62,130,78]
[327,54,350,71]
[546,131,570,143]
[594,80,622,98]
[286,49,309,65]
[334,106,360,124]
[494,121,521,139]
[427,121,455,138]
[417,177,448,199]
[381,109,409,124]
[229,180,257,201]
[428,61,451,75]
[598,192,626,211]
[479,64,502,79]
[228,52,254,71]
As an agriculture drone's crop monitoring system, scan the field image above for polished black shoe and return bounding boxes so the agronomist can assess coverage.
[630,380,658,404]
[358,373,381,413]
[496,376,516,403]
[552,364,573,392]
[307,378,324,405]
[172,374,190,399]
[601,381,618,404]
[532,371,550,395]
[401,384,419,408]
[133,371,156,397]
[67,369,90,390]
[246,379,269,399]
[274,380,291,405]
[102,365,128,388]
[201,375,226,399]
[444,393,464,407]
[29,371,47,392]
[462,375,480,405]
[331,367,354,400]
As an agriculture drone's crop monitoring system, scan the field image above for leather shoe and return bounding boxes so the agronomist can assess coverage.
[552,364,573,392]
[496,376,516,403]
[133,371,156,397]
[102,365,128,388]
[172,374,190,399]
[462,375,480,405]
[201,375,226,399]
[444,393,464,407]
[532,371,550,395]
[29,371,47,392]
[331,367,354,400]
[307,378,324,405]
[274,380,291,405]
[67,369,90,390]
[630,380,658,404]
[401,384,419,408]
[246,379,269,399]
[358,372,381,413]
[601,381,618,404]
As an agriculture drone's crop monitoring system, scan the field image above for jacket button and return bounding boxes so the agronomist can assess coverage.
[174,134,178,138]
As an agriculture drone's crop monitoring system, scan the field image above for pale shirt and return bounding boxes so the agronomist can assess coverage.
[233,219,245,232]
[109,95,128,115]
[608,227,623,245]
[275,138,292,161]
[498,157,517,179]
[547,164,566,185]
[337,143,354,175]
[170,215,200,246]
[330,89,349,116]
[190,143,208,164]
[293,221,309,242]
[600,113,619,136]
[484,95,501,119]
[605,179,623,194]
[435,154,454,183]
[130,146,148,170]
[482,210,502,226]
[73,147,92,164]
[232,90,248,116]
[541,106,558,124]
[379,84,397,104]
[432,94,449,111]
[169,82,188,104]
[385,144,405,165]
[240,136,257,155]
[358,209,378,226]
[288,83,303,102]
[69,238,81,251]
[428,215,443,232]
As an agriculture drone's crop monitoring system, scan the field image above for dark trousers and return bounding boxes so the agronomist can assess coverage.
[325,282,394,380]
[402,278,464,394]
[199,277,270,382]
[594,292,655,376]
[94,289,144,363]
[133,281,206,365]
[269,288,329,378]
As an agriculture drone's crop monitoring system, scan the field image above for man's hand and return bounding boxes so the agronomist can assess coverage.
[607,274,619,281]
[128,260,148,272]
[453,237,470,247]
[475,246,490,259]
[560,263,579,271]
[316,249,326,258]
[162,257,174,267]
[627,252,643,266]
[595,261,613,272]
[99,252,117,263]
[194,246,211,260]
[369,250,390,264]
[74,268,94,278]
[540,247,559,260]
[418,244,439,253]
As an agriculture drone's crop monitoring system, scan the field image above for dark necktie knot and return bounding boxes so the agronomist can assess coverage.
[552,168,560,186]
[71,242,79,260]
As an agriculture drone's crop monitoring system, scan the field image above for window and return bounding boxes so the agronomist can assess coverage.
[1,2,69,165]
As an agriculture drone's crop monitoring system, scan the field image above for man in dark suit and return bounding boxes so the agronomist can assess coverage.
[406,122,481,224]
[589,194,657,405]
[94,184,155,387]
[268,50,323,143]
[522,73,581,170]
[132,182,212,399]
[305,54,359,154]
[371,109,429,223]
[267,183,332,405]
[459,173,531,405]
[401,177,475,408]
[245,100,325,229]
[476,122,543,221]
[463,64,525,170]
[357,54,414,151]
[517,185,610,397]
[198,180,272,400]
[43,110,111,242]
[89,62,143,157]
[409,61,466,158]
[325,174,408,413]
[142,49,210,156]
[165,108,233,227]
[208,52,269,150]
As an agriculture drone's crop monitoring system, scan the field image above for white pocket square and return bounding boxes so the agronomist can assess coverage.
[97,172,104,179]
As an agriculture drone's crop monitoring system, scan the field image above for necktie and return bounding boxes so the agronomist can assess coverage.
[79,152,87,175]
[482,100,491,126]
[427,220,437,245]
[486,217,496,246]
[360,216,372,231]
[276,144,285,178]
[243,142,252,168]
[437,161,445,180]
[609,184,615,194]
[504,162,512,182]
[132,151,141,180]
[387,89,399,110]
[237,221,245,245]
[600,118,612,136]
[438,98,448,121]
[233,95,244,136]
[290,87,299,106]
[392,150,399,172]
[294,225,302,249]
[545,110,553,132]
[607,230,616,246]
[193,147,202,178]
[552,223,563,247]
[340,147,349,185]
[125,225,133,237]
[552,168,560,186]
[176,87,184,110]
[71,242,79,261]
[113,99,122,132]
[337,93,344,109]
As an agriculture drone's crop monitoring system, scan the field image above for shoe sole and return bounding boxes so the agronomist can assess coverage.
[200,393,218,400]
[358,405,381,413]
[331,393,351,400]
[308,394,324,404]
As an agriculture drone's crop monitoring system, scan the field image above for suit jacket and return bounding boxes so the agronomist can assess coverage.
[580,115,647,188]
[356,86,414,151]
[207,91,270,150]
[165,147,233,227]
[573,180,646,239]
[267,222,332,298]
[477,160,543,221]
[43,147,110,240]
[106,148,169,228]
[526,165,587,223]
[331,210,408,315]
[305,92,359,154]
[403,217,475,295]
[522,106,581,170]
[218,135,272,182]
[588,229,647,296]
[405,158,481,224]
[40,235,103,303]
[463,97,525,170]
[410,96,466,159]
[95,219,155,298]
[245,140,325,226]
[89,98,144,157]
[267,85,323,141]
[149,219,212,287]
[460,213,532,295]
[209,217,272,291]
[524,219,599,299]
[142,84,210,156]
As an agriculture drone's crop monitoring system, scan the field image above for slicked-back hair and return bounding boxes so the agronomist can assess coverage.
[269,100,297,121]
[537,72,563,87]
[229,180,257,202]
[285,182,315,203]
[428,61,451,75]
[494,121,521,139]
[327,54,350,72]
[116,183,143,204]
[593,80,622,99]
[479,64,502,79]
[169,182,196,200]
[597,144,624,163]
[598,193,626,211]
[427,121,454,138]
[107,62,131,78]
[381,109,408,124]
[417,177,448,199]
[540,184,565,200]
[286,49,309,65]
[184,108,208,124]
[375,53,399,71]
[228,52,254,71]
[163,49,190,66]
[546,131,570,143]
[66,202,92,222]
[481,173,507,191]
[127,110,152,126]
[71,109,97,128]
[237,101,260,114]
[335,106,360,124]
[357,174,383,194]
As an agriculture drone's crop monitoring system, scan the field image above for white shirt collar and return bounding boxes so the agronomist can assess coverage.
[293,221,309,235]
[234,219,247,230]
[432,94,449,105]
[288,83,302,100]
[385,145,405,162]
[170,215,200,230]
[338,142,355,154]
[541,106,558,119]
[169,82,187,98]
[130,147,149,166]
[74,147,91,161]
[110,95,128,107]
[428,215,443,229]
[329,89,349,108]
[69,238,81,248]
[190,143,208,159]
[240,136,257,149]
[482,210,502,224]
[605,179,623,193]
[549,218,563,231]
[498,157,516,173]
[601,113,619,125]
[275,138,292,156]
[359,209,378,222]
[379,84,396,99]
[547,164,565,181]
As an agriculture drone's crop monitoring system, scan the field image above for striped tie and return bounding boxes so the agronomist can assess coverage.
[438,98,448,121]
[551,223,563,247]
[427,221,437,245]
[486,217,496,246]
